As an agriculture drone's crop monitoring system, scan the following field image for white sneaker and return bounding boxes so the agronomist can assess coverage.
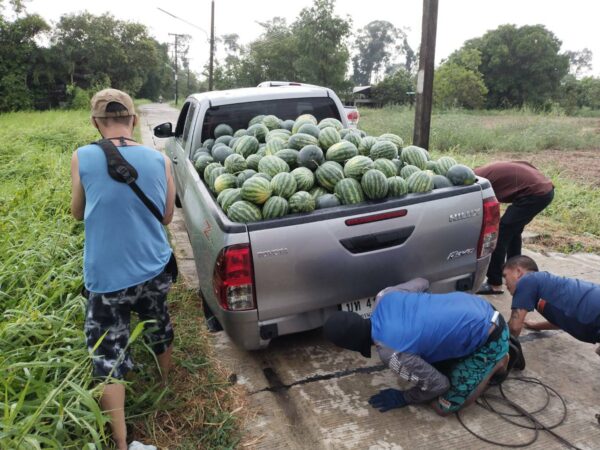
[128,441,157,450]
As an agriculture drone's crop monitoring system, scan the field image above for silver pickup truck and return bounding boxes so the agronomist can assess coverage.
[154,84,500,350]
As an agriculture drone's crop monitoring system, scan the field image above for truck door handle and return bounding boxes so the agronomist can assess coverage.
[339,226,415,254]
[172,156,178,165]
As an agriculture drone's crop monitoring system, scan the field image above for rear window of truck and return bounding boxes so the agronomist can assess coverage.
[201,97,341,141]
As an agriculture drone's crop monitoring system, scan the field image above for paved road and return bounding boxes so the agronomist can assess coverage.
[139,103,600,449]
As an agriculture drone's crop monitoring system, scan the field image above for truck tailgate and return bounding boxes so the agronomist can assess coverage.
[248,186,485,321]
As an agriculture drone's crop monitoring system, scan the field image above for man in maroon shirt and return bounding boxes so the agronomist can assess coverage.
[474,161,554,294]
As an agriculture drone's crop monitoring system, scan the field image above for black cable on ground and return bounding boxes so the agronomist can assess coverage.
[456,376,583,449]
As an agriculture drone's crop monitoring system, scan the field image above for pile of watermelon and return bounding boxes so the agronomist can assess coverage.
[192,114,477,223]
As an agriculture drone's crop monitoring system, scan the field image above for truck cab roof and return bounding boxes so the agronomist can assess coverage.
[189,85,333,107]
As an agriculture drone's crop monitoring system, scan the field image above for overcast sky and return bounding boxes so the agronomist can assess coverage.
[25,0,600,77]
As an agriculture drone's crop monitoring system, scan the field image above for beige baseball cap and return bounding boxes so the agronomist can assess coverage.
[91,88,135,118]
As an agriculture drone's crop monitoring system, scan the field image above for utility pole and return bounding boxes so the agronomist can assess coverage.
[209,0,215,91]
[413,0,439,150]
[169,33,186,105]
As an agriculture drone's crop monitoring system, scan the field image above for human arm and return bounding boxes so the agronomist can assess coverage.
[70,150,85,220]
[523,319,559,331]
[508,308,528,337]
[162,155,175,225]
[375,278,430,303]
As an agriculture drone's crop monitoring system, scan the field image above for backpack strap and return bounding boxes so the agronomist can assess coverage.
[93,139,164,223]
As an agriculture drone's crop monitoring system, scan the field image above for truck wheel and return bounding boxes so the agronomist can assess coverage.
[175,194,182,208]
[202,298,223,332]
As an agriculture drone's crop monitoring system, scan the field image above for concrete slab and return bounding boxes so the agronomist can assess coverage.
[139,104,600,450]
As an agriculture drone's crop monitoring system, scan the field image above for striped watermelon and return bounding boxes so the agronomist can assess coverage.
[214,123,233,138]
[274,149,300,169]
[378,133,404,149]
[361,169,389,200]
[289,191,315,213]
[400,164,421,179]
[387,176,408,197]
[233,129,247,138]
[309,186,329,200]
[227,200,262,223]
[203,162,222,181]
[401,145,429,169]
[343,155,374,180]
[266,129,291,143]
[334,178,365,205]
[370,140,398,160]
[252,172,272,182]
[212,145,234,163]
[318,127,341,150]
[202,138,215,150]
[215,135,234,147]
[343,132,362,148]
[435,156,458,176]
[270,172,297,199]
[234,135,260,157]
[326,141,358,164]
[194,154,214,174]
[241,176,272,204]
[292,119,315,135]
[316,193,341,209]
[207,167,226,191]
[245,154,262,171]
[297,123,320,139]
[256,147,267,157]
[214,173,238,194]
[262,115,281,131]
[315,161,345,192]
[262,196,289,219]
[258,155,290,177]
[265,137,286,155]
[373,158,398,178]
[297,145,324,170]
[358,136,378,156]
[224,153,247,174]
[391,158,404,174]
[281,119,295,131]
[247,123,269,143]
[446,164,477,186]
[291,167,315,191]
[296,114,318,125]
[433,174,454,189]
[407,171,434,193]
[317,117,343,131]
[218,188,242,213]
[236,169,257,187]
[249,115,265,126]
[288,133,319,150]
[425,160,438,172]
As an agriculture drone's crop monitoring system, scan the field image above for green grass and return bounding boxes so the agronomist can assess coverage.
[0,111,239,448]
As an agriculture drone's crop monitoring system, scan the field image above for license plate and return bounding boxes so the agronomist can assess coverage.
[340,297,375,319]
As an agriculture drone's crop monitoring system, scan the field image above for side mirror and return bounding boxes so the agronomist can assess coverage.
[154,122,174,138]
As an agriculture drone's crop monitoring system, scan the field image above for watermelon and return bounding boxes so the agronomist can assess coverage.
[334,178,365,205]
[194,154,214,174]
[315,161,345,192]
[236,169,257,187]
[202,138,215,150]
[288,133,319,150]
[207,167,226,192]
[258,155,290,177]
[291,167,315,191]
[316,194,341,209]
[435,156,458,176]
[357,136,377,156]
[378,133,404,149]
[370,140,398,160]
[407,171,434,193]
[265,138,286,155]
[262,196,289,219]
[425,160,438,172]
[266,129,291,143]
[248,115,265,127]
[274,149,300,169]
[256,147,267,157]
[270,172,297,199]
[401,145,429,169]
[326,141,358,164]
[391,158,404,174]
[211,145,233,164]
[281,119,295,131]
[214,123,233,138]
[361,169,389,200]
[288,191,315,213]
[318,127,341,150]
[292,119,315,135]
[317,117,343,131]
[309,186,329,200]
[297,145,324,170]
[241,176,272,204]
[203,162,222,181]
[400,164,421,179]
[214,173,238,194]
[234,135,260,158]
[247,123,269,143]
[297,123,320,139]
[446,164,477,186]
[245,153,262,171]
[433,174,454,189]
[218,188,242,213]
[296,114,318,126]
[233,129,247,138]
[262,115,281,131]
[387,176,408,197]
[373,158,398,178]
[215,135,234,147]
[224,153,247,174]
[343,132,362,148]
[227,200,262,223]
[343,155,373,180]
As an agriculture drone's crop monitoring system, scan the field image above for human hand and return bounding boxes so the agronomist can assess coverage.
[368,388,408,412]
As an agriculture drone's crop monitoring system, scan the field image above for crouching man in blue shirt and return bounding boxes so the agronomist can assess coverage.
[323,278,509,416]
[503,255,600,355]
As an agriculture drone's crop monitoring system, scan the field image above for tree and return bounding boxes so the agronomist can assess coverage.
[465,24,570,108]
[351,20,407,86]
[371,68,414,106]
[564,48,593,78]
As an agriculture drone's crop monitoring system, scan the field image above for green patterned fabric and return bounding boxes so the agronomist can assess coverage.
[435,325,509,413]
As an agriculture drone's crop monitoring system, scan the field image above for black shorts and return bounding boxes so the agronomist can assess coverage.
[84,270,174,379]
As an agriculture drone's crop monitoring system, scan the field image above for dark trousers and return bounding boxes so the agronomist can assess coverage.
[487,188,554,285]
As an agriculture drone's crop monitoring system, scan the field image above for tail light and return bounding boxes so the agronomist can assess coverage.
[347,109,360,126]
[477,197,500,258]
[213,244,256,311]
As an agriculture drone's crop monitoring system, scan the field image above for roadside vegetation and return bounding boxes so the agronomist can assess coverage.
[0,110,240,449]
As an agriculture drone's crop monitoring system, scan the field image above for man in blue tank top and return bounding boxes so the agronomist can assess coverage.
[323,279,510,415]
[503,255,600,354]
[70,89,175,450]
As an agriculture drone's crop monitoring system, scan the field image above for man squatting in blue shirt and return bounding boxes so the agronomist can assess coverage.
[503,255,600,356]
[324,278,510,415]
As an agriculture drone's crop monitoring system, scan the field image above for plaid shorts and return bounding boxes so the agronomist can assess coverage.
[84,270,174,379]
[435,323,509,414]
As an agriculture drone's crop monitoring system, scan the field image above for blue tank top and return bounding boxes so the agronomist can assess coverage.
[77,143,172,293]
[371,291,494,363]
